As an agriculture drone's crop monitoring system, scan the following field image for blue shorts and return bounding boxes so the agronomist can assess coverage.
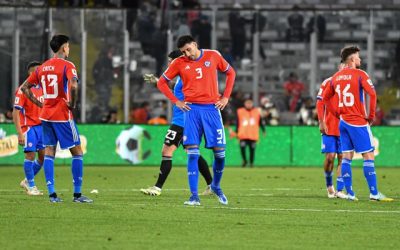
[183,104,226,149]
[321,135,342,154]
[42,120,81,150]
[24,125,44,152]
[339,120,374,153]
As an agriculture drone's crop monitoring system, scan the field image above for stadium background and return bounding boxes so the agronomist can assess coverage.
[0,0,399,166]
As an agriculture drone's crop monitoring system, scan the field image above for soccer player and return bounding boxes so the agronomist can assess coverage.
[140,50,213,196]
[12,61,44,196]
[20,34,93,203]
[322,45,393,201]
[316,65,347,199]
[157,35,235,205]
[235,98,266,168]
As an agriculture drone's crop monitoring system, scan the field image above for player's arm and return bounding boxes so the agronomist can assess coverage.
[12,107,24,146]
[66,65,79,110]
[216,54,236,110]
[67,78,78,110]
[316,82,327,133]
[321,82,338,118]
[21,80,43,108]
[157,63,189,111]
[361,74,377,124]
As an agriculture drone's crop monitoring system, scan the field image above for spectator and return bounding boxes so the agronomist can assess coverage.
[148,115,168,125]
[229,4,247,61]
[374,99,385,125]
[306,14,326,43]
[250,11,267,60]
[191,14,212,49]
[286,5,304,42]
[260,96,280,125]
[283,72,305,112]
[175,14,191,38]
[3,108,13,123]
[93,46,115,112]
[102,109,120,124]
[298,97,317,125]
[121,0,139,38]
[137,7,156,55]
[131,102,150,124]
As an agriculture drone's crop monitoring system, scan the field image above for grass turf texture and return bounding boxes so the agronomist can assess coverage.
[0,166,399,250]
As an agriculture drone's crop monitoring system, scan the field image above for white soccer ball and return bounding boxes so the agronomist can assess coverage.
[115,125,151,164]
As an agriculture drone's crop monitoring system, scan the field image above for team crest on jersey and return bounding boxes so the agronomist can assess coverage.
[204,61,211,67]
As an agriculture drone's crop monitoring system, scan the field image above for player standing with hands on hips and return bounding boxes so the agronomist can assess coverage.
[157,35,236,205]
[322,45,393,202]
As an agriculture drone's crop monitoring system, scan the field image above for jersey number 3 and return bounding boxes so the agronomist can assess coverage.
[41,74,58,99]
[335,84,354,107]
[195,68,203,79]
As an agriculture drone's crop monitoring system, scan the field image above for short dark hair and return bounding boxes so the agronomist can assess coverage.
[26,61,41,71]
[168,50,183,60]
[50,34,69,53]
[340,45,360,63]
[177,35,195,48]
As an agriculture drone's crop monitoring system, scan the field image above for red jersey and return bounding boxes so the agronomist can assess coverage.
[26,57,78,122]
[14,85,43,133]
[162,49,233,104]
[316,77,340,136]
[284,81,305,98]
[322,68,376,126]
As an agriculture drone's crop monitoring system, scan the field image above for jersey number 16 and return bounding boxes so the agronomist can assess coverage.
[335,84,354,107]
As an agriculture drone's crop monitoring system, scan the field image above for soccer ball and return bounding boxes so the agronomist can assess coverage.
[116,125,151,164]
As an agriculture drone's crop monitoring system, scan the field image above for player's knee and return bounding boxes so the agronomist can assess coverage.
[161,145,175,157]
[25,152,35,161]
[325,154,335,164]
[362,151,374,160]
[213,149,225,159]
[70,145,83,156]
[187,147,200,161]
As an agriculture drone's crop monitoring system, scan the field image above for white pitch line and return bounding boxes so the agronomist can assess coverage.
[113,202,400,215]
[209,206,400,214]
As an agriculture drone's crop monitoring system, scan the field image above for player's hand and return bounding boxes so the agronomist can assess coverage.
[143,74,158,84]
[319,121,327,134]
[367,117,375,125]
[17,133,25,146]
[175,100,191,111]
[215,97,229,110]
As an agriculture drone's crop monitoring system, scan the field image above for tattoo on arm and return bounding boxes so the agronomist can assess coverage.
[69,78,79,110]
[21,81,42,108]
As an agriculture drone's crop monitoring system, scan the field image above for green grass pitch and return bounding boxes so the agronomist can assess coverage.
[0,166,399,249]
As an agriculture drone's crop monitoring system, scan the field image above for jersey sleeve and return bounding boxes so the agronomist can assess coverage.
[216,52,230,72]
[66,63,79,81]
[13,89,25,110]
[316,81,328,122]
[26,69,40,86]
[359,71,377,119]
[162,60,179,81]
[321,80,338,117]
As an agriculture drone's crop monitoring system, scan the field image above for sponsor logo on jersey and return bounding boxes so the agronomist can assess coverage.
[204,61,211,67]
[185,65,190,70]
